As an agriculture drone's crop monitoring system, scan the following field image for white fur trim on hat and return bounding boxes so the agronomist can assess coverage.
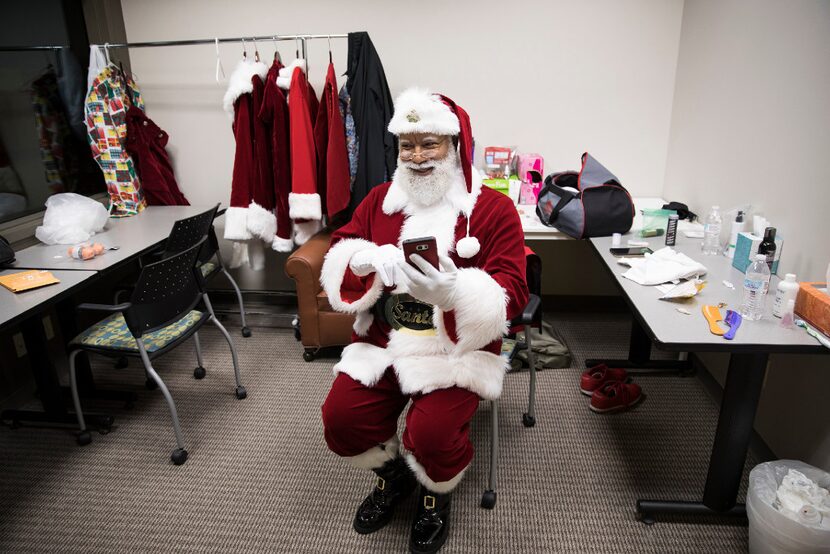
[246,202,276,242]
[222,59,268,117]
[289,192,322,221]
[403,451,468,493]
[456,236,480,259]
[224,206,252,240]
[321,238,386,314]
[388,88,460,136]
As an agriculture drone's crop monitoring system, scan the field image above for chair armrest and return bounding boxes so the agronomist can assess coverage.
[76,302,132,313]
[285,232,332,289]
[510,294,541,327]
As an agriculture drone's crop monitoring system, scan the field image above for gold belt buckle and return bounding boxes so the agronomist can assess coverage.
[424,495,436,510]
[377,477,386,491]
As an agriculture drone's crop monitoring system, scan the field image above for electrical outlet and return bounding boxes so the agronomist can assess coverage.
[12,333,26,357]
[42,316,54,341]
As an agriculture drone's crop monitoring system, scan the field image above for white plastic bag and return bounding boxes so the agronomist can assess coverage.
[747,460,830,553]
[35,193,108,245]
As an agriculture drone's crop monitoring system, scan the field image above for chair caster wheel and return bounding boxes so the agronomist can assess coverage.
[193,366,206,379]
[293,327,301,341]
[522,413,536,427]
[302,351,315,362]
[77,431,92,446]
[114,356,128,369]
[235,386,247,400]
[98,426,111,435]
[481,490,497,509]
[145,378,158,390]
[638,513,656,525]
[241,326,252,338]
[171,448,188,465]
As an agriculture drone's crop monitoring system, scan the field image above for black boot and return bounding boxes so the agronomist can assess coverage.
[409,487,451,554]
[353,456,417,534]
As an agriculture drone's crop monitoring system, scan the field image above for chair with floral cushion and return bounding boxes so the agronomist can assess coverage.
[68,237,246,465]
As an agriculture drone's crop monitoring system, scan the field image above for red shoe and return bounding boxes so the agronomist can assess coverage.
[590,381,643,413]
[580,364,628,396]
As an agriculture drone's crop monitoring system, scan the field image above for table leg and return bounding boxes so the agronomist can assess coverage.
[585,316,693,373]
[1,318,113,431]
[636,352,768,523]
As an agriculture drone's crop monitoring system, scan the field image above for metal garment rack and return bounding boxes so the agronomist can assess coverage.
[0,34,348,60]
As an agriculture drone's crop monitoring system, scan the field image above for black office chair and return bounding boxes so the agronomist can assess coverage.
[481,252,542,509]
[67,237,246,465]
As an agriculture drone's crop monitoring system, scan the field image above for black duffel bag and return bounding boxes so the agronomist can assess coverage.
[536,153,634,239]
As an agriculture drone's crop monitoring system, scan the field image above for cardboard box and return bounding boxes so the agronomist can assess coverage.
[795,282,830,338]
[732,232,783,274]
[482,178,510,196]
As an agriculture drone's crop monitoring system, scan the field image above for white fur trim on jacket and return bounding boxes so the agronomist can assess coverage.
[353,312,374,336]
[333,341,393,388]
[394,349,507,401]
[271,235,294,252]
[348,435,400,470]
[246,202,276,242]
[289,192,322,221]
[276,59,306,90]
[224,206,252,240]
[321,238,386,314]
[444,268,508,353]
[388,88,460,136]
[222,59,269,117]
[403,451,468,493]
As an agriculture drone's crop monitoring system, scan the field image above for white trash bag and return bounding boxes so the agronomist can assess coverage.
[747,459,830,553]
[35,193,108,245]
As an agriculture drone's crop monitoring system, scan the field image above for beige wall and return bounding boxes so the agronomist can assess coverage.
[665,0,830,469]
[118,0,683,291]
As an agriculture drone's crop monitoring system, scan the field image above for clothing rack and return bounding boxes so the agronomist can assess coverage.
[1,34,348,60]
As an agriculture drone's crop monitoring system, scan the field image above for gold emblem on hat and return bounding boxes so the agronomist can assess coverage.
[406,109,420,123]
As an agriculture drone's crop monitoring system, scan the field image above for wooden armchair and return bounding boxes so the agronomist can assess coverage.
[285,232,355,361]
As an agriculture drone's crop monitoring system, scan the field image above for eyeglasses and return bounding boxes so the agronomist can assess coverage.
[399,138,448,161]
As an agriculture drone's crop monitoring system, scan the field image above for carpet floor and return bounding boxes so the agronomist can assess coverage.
[0,313,753,552]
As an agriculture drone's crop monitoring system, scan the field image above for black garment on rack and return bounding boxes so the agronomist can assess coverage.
[346,31,397,212]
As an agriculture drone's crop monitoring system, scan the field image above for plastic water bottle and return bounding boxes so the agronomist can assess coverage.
[740,254,771,320]
[701,205,722,255]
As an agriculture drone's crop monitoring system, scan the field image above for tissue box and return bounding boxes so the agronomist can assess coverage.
[732,232,783,274]
[482,178,510,196]
[795,282,830,337]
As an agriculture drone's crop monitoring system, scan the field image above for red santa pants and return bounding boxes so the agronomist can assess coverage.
[322,368,479,486]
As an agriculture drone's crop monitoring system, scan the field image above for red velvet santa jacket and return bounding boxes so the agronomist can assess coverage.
[321,168,528,400]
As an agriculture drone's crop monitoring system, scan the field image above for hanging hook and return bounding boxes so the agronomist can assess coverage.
[327,34,332,64]
[272,35,282,63]
[103,42,112,65]
[215,38,225,83]
[241,38,247,60]
[294,36,300,59]
[252,37,260,63]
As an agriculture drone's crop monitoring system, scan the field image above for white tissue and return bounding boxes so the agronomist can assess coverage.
[776,469,830,527]
[619,247,708,286]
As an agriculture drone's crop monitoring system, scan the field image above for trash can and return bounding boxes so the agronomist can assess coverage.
[747,460,830,553]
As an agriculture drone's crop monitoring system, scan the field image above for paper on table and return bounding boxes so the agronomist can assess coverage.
[0,270,60,293]
[620,247,707,286]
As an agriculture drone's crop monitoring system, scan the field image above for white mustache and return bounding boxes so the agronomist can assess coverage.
[403,161,436,171]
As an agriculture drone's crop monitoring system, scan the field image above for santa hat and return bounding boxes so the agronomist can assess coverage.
[387,88,480,258]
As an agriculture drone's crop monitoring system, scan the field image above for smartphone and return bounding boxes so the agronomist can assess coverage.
[402,237,439,272]
[610,247,653,257]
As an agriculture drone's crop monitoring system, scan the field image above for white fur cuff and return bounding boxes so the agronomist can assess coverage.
[247,202,276,242]
[293,220,322,245]
[404,452,468,493]
[446,268,508,353]
[321,238,386,314]
[224,206,252,240]
[271,235,294,252]
[289,192,322,221]
[348,436,400,470]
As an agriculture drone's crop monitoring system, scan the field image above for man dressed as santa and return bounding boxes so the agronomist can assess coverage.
[320,88,528,553]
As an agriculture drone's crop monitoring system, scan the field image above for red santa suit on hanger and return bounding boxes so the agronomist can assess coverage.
[320,88,527,553]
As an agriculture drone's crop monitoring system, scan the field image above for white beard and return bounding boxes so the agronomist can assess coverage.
[394,148,464,208]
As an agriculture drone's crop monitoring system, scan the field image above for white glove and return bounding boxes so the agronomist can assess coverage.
[398,254,458,310]
[349,244,404,287]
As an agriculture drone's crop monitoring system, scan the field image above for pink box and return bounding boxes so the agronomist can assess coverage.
[516,153,544,183]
